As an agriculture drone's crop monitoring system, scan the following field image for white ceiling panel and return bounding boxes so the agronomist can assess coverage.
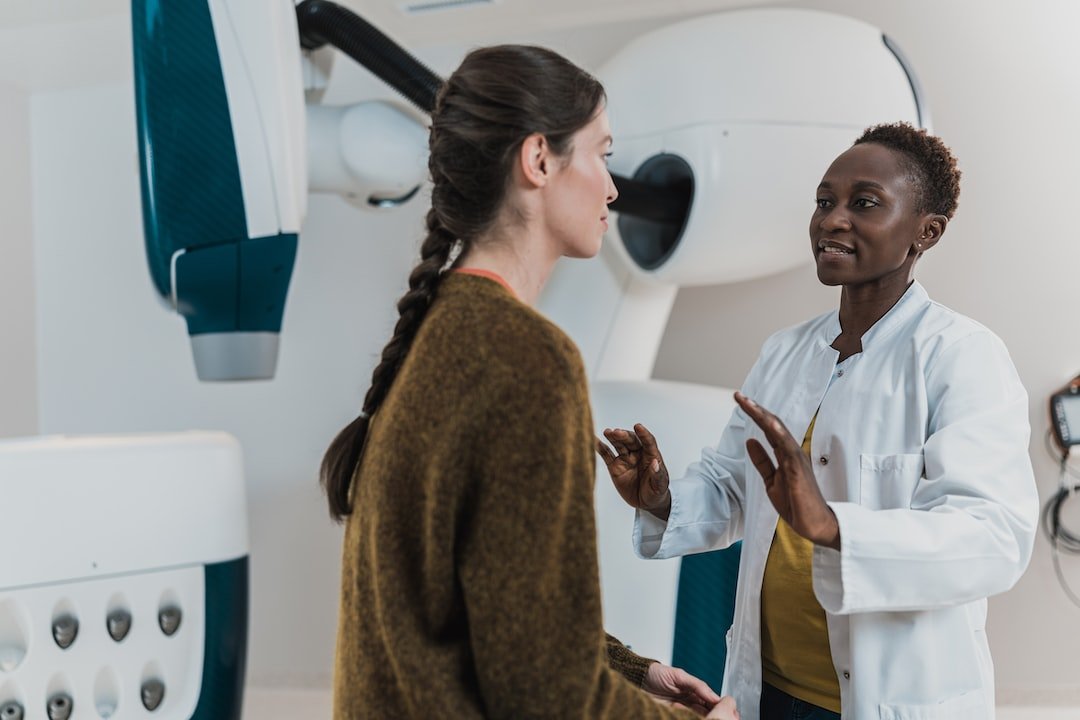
[0,0,766,91]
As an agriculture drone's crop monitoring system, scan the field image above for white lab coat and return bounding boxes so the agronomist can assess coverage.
[634,281,1037,720]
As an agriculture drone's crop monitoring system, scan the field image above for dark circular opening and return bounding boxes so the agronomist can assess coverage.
[617,154,694,271]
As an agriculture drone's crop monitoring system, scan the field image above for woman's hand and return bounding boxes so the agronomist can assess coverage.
[642,662,721,716]
[705,695,739,720]
[734,392,841,550]
[596,424,672,520]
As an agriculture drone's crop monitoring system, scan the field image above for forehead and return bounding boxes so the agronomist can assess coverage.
[821,142,915,194]
[577,108,611,143]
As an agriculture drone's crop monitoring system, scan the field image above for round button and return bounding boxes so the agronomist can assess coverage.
[0,701,24,720]
[158,606,182,637]
[141,679,165,712]
[46,694,72,720]
[819,456,829,466]
[52,614,78,649]
[843,671,851,679]
[836,369,844,377]
[106,609,132,642]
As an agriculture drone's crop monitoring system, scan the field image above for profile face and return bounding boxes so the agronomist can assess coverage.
[809,142,926,289]
[544,108,619,260]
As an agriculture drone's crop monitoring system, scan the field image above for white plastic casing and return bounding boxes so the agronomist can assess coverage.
[0,432,247,719]
[208,0,307,238]
[306,101,429,205]
[598,7,923,286]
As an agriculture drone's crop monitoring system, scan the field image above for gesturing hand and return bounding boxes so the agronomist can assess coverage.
[596,424,672,520]
[733,392,841,550]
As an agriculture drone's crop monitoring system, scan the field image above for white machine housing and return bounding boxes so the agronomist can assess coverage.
[601,7,926,287]
[0,433,248,718]
[206,0,308,245]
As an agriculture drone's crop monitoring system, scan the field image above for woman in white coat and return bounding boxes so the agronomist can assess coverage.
[598,123,1038,720]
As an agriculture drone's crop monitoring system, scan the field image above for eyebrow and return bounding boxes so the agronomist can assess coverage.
[818,179,887,192]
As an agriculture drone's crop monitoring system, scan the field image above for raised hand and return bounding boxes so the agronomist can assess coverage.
[733,392,841,550]
[596,424,672,520]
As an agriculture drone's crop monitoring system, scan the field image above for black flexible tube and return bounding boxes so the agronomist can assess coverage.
[294,0,689,226]
[295,0,442,113]
[610,175,691,225]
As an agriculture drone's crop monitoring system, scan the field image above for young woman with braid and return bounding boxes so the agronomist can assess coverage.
[321,45,739,720]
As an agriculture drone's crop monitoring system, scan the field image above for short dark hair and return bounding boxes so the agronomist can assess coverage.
[855,122,961,219]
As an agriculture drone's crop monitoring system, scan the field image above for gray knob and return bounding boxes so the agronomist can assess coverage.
[106,609,131,642]
[141,679,165,712]
[158,606,182,636]
[46,694,72,720]
[52,614,79,649]
[0,701,24,720]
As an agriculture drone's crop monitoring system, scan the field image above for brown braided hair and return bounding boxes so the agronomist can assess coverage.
[321,45,606,521]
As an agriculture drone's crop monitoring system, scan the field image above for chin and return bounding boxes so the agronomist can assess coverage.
[815,267,845,287]
[566,236,604,259]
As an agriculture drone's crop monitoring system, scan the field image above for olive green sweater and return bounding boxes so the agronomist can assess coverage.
[332,272,697,719]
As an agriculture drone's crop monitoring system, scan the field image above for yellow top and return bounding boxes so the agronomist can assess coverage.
[759,413,841,712]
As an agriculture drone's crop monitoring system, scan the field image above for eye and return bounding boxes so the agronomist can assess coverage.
[815,198,832,209]
[853,197,880,209]
[603,151,613,164]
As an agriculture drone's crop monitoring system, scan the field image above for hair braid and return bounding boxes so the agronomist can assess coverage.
[321,207,458,521]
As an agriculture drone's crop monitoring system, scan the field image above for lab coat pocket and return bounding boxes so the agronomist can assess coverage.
[878,689,986,719]
[859,453,923,510]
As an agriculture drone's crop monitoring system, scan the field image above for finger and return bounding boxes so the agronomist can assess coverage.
[603,428,637,458]
[744,438,776,484]
[615,427,644,452]
[632,424,668,478]
[595,437,618,467]
[685,682,721,706]
[734,392,801,455]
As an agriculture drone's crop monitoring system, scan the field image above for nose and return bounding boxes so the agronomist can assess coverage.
[606,170,619,204]
[817,205,852,234]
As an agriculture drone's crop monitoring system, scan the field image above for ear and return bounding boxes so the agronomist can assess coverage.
[914,214,948,253]
[517,133,551,189]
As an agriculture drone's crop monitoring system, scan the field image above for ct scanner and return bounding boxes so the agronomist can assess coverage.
[0,1,924,716]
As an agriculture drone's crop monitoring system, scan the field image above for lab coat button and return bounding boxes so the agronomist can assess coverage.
[843,671,850,679]
[837,369,844,377]
[819,455,829,465]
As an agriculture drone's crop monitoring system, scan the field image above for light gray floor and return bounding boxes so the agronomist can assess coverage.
[244,687,1080,719]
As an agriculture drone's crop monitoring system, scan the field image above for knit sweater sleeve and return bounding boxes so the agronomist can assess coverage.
[457,335,697,720]
[605,633,657,687]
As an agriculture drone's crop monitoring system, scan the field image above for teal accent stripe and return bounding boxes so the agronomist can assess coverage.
[132,0,248,298]
[191,556,248,720]
[175,233,298,335]
[671,542,741,692]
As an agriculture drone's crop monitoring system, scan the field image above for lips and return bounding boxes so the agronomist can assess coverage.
[818,239,854,255]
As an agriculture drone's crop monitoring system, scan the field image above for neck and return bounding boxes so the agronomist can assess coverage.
[838,275,914,339]
[457,226,560,306]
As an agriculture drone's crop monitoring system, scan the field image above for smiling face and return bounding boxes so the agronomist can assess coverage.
[810,142,940,293]
[542,108,619,259]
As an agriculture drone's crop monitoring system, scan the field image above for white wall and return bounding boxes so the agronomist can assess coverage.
[0,82,37,439]
[23,0,1080,701]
